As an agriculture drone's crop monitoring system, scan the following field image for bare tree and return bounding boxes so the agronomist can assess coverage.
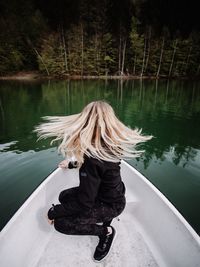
[81,23,84,76]
[27,38,50,76]
[144,27,152,74]
[183,46,192,75]
[156,36,165,78]
[121,39,126,75]
[61,26,68,72]
[141,35,146,77]
[168,39,178,77]
[118,33,122,75]
[133,54,137,75]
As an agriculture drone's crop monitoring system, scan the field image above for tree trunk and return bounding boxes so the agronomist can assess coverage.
[168,39,178,77]
[61,27,68,72]
[133,55,137,75]
[95,33,98,74]
[144,27,151,74]
[67,40,71,73]
[34,47,50,76]
[141,36,146,77]
[156,36,165,78]
[59,29,64,73]
[183,46,192,75]
[26,38,50,76]
[118,33,122,75]
[81,23,84,76]
[121,39,126,75]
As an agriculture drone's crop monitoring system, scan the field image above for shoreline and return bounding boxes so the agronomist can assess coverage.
[0,71,199,81]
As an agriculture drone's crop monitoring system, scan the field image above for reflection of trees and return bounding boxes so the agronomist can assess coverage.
[113,79,200,169]
[0,79,200,168]
[0,81,42,144]
[173,145,197,167]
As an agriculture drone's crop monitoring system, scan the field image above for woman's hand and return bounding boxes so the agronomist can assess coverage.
[58,159,69,169]
[46,215,54,225]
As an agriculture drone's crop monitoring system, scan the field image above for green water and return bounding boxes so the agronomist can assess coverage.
[0,79,200,234]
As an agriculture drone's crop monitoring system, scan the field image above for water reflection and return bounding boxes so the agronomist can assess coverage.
[0,79,200,169]
[0,79,200,233]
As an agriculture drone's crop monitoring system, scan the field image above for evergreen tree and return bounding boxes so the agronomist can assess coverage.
[39,33,64,75]
[0,0,200,78]
[130,17,144,76]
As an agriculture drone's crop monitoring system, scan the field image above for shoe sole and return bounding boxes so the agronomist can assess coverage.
[93,228,117,263]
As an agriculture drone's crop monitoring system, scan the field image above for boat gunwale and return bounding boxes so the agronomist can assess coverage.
[1,160,200,246]
[122,160,200,244]
[0,167,59,235]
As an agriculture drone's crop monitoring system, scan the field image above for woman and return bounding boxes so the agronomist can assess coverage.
[35,101,152,262]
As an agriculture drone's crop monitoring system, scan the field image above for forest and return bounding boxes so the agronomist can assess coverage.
[0,0,200,78]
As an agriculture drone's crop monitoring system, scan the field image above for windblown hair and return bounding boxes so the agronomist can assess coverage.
[34,101,152,164]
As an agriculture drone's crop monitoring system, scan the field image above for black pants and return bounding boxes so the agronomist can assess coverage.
[48,187,126,236]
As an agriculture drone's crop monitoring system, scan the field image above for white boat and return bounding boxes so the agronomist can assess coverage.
[0,160,200,267]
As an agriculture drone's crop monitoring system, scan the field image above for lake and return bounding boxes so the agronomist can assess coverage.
[0,79,200,234]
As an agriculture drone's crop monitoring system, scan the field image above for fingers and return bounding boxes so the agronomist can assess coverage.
[58,163,66,168]
[58,160,68,168]
[59,163,67,168]
[46,215,54,225]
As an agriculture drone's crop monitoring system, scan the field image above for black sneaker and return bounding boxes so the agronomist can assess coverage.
[93,226,116,262]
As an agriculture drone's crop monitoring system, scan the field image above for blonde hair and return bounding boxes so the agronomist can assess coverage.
[34,101,152,164]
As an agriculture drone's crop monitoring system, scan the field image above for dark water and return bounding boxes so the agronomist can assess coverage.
[0,79,200,234]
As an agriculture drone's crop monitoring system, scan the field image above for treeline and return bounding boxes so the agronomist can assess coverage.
[0,0,200,78]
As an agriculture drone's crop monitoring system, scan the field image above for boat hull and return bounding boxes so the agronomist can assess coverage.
[0,161,200,267]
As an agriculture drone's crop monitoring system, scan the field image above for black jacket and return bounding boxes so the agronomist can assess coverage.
[70,156,126,211]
